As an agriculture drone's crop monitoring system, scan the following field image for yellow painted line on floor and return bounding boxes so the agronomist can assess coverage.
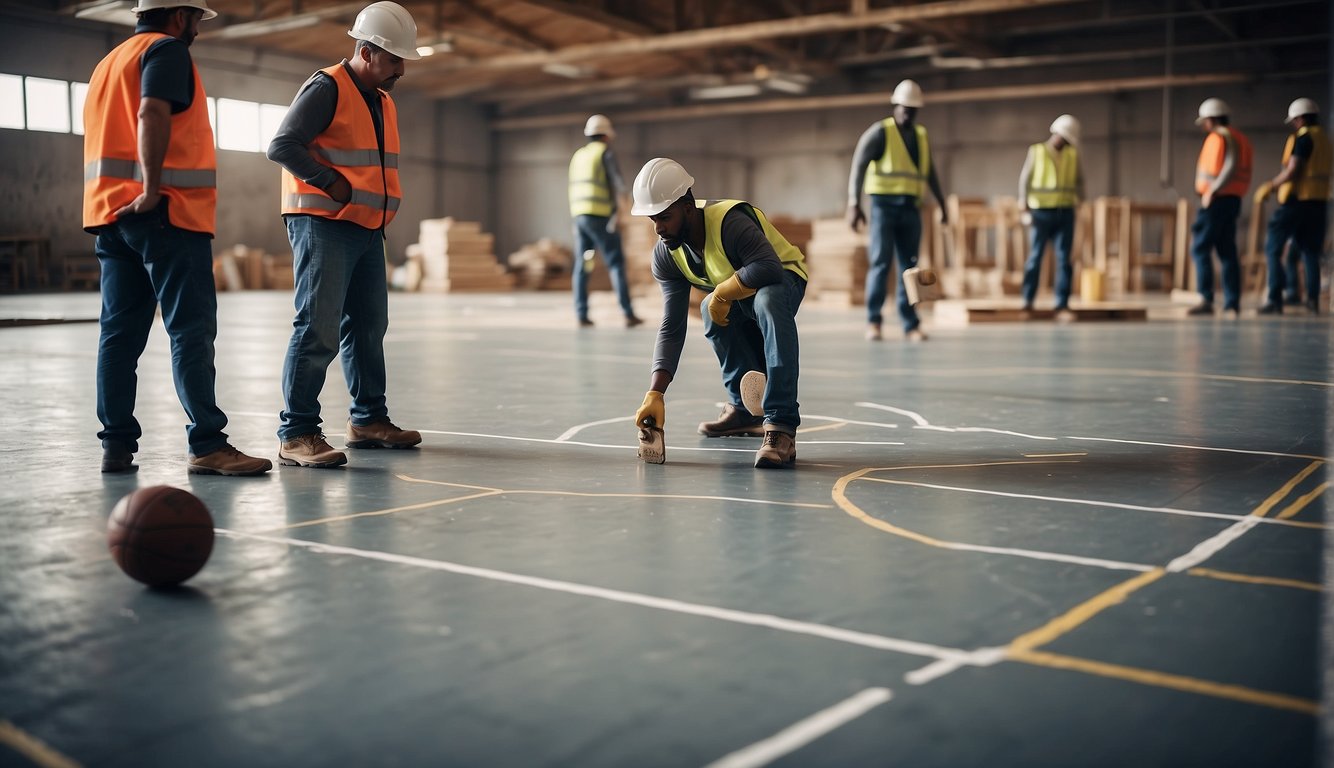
[260,491,505,533]
[1251,461,1322,518]
[797,421,848,435]
[1187,568,1322,592]
[833,467,948,548]
[1276,482,1329,521]
[396,475,505,493]
[1009,649,1318,715]
[1007,569,1166,654]
[1022,452,1088,458]
[0,721,81,768]
[874,460,1081,472]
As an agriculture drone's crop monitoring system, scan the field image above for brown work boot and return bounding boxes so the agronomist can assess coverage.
[279,433,348,468]
[754,426,796,469]
[188,444,273,476]
[346,419,422,449]
[697,404,765,437]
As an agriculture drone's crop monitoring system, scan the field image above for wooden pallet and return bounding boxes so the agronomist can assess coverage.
[933,299,1148,326]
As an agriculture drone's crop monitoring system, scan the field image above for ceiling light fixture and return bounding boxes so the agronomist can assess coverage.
[542,62,594,79]
[690,83,764,101]
[72,1,136,25]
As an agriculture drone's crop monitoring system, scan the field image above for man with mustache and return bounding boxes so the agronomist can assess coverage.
[267,1,423,468]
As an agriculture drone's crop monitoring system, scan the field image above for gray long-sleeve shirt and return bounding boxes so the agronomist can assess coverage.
[266,61,384,194]
[649,205,787,377]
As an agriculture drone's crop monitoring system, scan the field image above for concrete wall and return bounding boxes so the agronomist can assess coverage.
[492,76,1327,260]
[0,13,491,278]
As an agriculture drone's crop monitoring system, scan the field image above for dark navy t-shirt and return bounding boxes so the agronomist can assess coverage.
[134,24,193,113]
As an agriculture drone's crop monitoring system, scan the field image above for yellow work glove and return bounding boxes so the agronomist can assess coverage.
[706,274,757,327]
[1253,180,1273,206]
[635,391,664,429]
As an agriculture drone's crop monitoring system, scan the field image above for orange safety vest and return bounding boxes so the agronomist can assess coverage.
[1194,126,1252,198]
[281,63,401,230]
[83,32,217,235]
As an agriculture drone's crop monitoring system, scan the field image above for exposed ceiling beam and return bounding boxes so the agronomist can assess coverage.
[516,0,652,37]
[925,32,1325,70]
[456,1,553,52]
[492,71,1300,131]
[1006,0,1319,36]
[198,2,363,41]
[423,0,1085,75]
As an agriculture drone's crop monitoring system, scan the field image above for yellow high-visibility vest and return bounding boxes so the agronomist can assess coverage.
[863,118,930,200]
[569,142,612,217]
[1278,125,1331,203]
[669,199,809,289]
[1026,143,1079,209]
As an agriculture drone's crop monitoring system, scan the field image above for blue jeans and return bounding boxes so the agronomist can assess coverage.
[1022,207,1075,308]
[1190,195,1241,309]
[572,214,635,320]
[95,209,229,456]
[1264,201,1327,306]
[702,270,806,431]
[279,216,390,440]
[866,196,921,331]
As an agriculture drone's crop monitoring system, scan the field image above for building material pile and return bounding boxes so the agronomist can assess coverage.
[416,218,514,293]
[507,238,574,290]
[213,244,293,291]
[804,218,867,304]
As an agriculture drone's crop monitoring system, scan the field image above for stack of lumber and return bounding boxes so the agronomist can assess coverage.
[804,218,866,305]
[617,214,659,296]
[213,244,293,291]
[769,216,813,256]
[508,238,573,290]
[416,218,514,293]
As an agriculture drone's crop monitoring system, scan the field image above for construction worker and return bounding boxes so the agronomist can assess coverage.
[847,78,948,341]
[1018,114,1084,316]
[630,158,808,469]
[267,1,423,467]
[1188,98,1252,317]
[83,0,271,476]
[1255,98,1330,314]
[568,114,643,328]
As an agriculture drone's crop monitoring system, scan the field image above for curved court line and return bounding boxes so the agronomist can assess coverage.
[397,473,833,510]
[831,466,1155,573]
[855,402,1060,441]
[703,687,894,768]
[216,529,975,663]
[859,477,1327,530]
[554,413,898,444]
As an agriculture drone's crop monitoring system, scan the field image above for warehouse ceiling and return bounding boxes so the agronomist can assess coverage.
[24,0,1334,125]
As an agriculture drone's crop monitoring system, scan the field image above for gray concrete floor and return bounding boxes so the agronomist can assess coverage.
[0,289,1329,768]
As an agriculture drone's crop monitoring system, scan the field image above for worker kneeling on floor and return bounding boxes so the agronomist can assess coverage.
[630,158,808,469]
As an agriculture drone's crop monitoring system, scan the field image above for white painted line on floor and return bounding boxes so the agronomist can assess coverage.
[862,477,1325,529]
[556,416,630,441]
[855,402,930,426]
[855,402,1058,440]
[904,647,1008,685]
[701,687,893,768]
[216,530,976,663]
[1165,516,1264,573]
[937,541,1153,572]
[1065,435,1329,462]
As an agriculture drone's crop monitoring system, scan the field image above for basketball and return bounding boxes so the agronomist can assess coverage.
[107,486,214,587]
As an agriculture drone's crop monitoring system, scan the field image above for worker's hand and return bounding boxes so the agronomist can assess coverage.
[635,391,664,429]
[1201,190,1214,210]
[1253,180,1273,205]
[605,216,618,234]
[113,189,162,219]
[326,175,352,205]
[1019,210,1033,227]
[937,206,949,225]
[846,203,865,232]
[707,274,757,327]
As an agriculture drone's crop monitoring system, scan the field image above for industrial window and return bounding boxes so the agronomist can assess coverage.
[259,103,288,149]
[70,82,89,135]
[216,97,260,152]
[25,77,70,133]
[0,74,24,129]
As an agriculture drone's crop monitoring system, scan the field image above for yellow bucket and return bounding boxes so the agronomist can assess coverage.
[1080,268,1105,302]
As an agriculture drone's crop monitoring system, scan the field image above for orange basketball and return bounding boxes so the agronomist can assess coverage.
[107,486,214,587]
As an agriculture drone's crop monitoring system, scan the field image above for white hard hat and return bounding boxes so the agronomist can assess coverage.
[891,79,924,108]
[131,0,217,20]
[1287,97,1319,124]
[631,158,695,217]
[1195,98,1230,125]
[1050,114,1081,145]
[584,114,615,138]
[348,1,421,61]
